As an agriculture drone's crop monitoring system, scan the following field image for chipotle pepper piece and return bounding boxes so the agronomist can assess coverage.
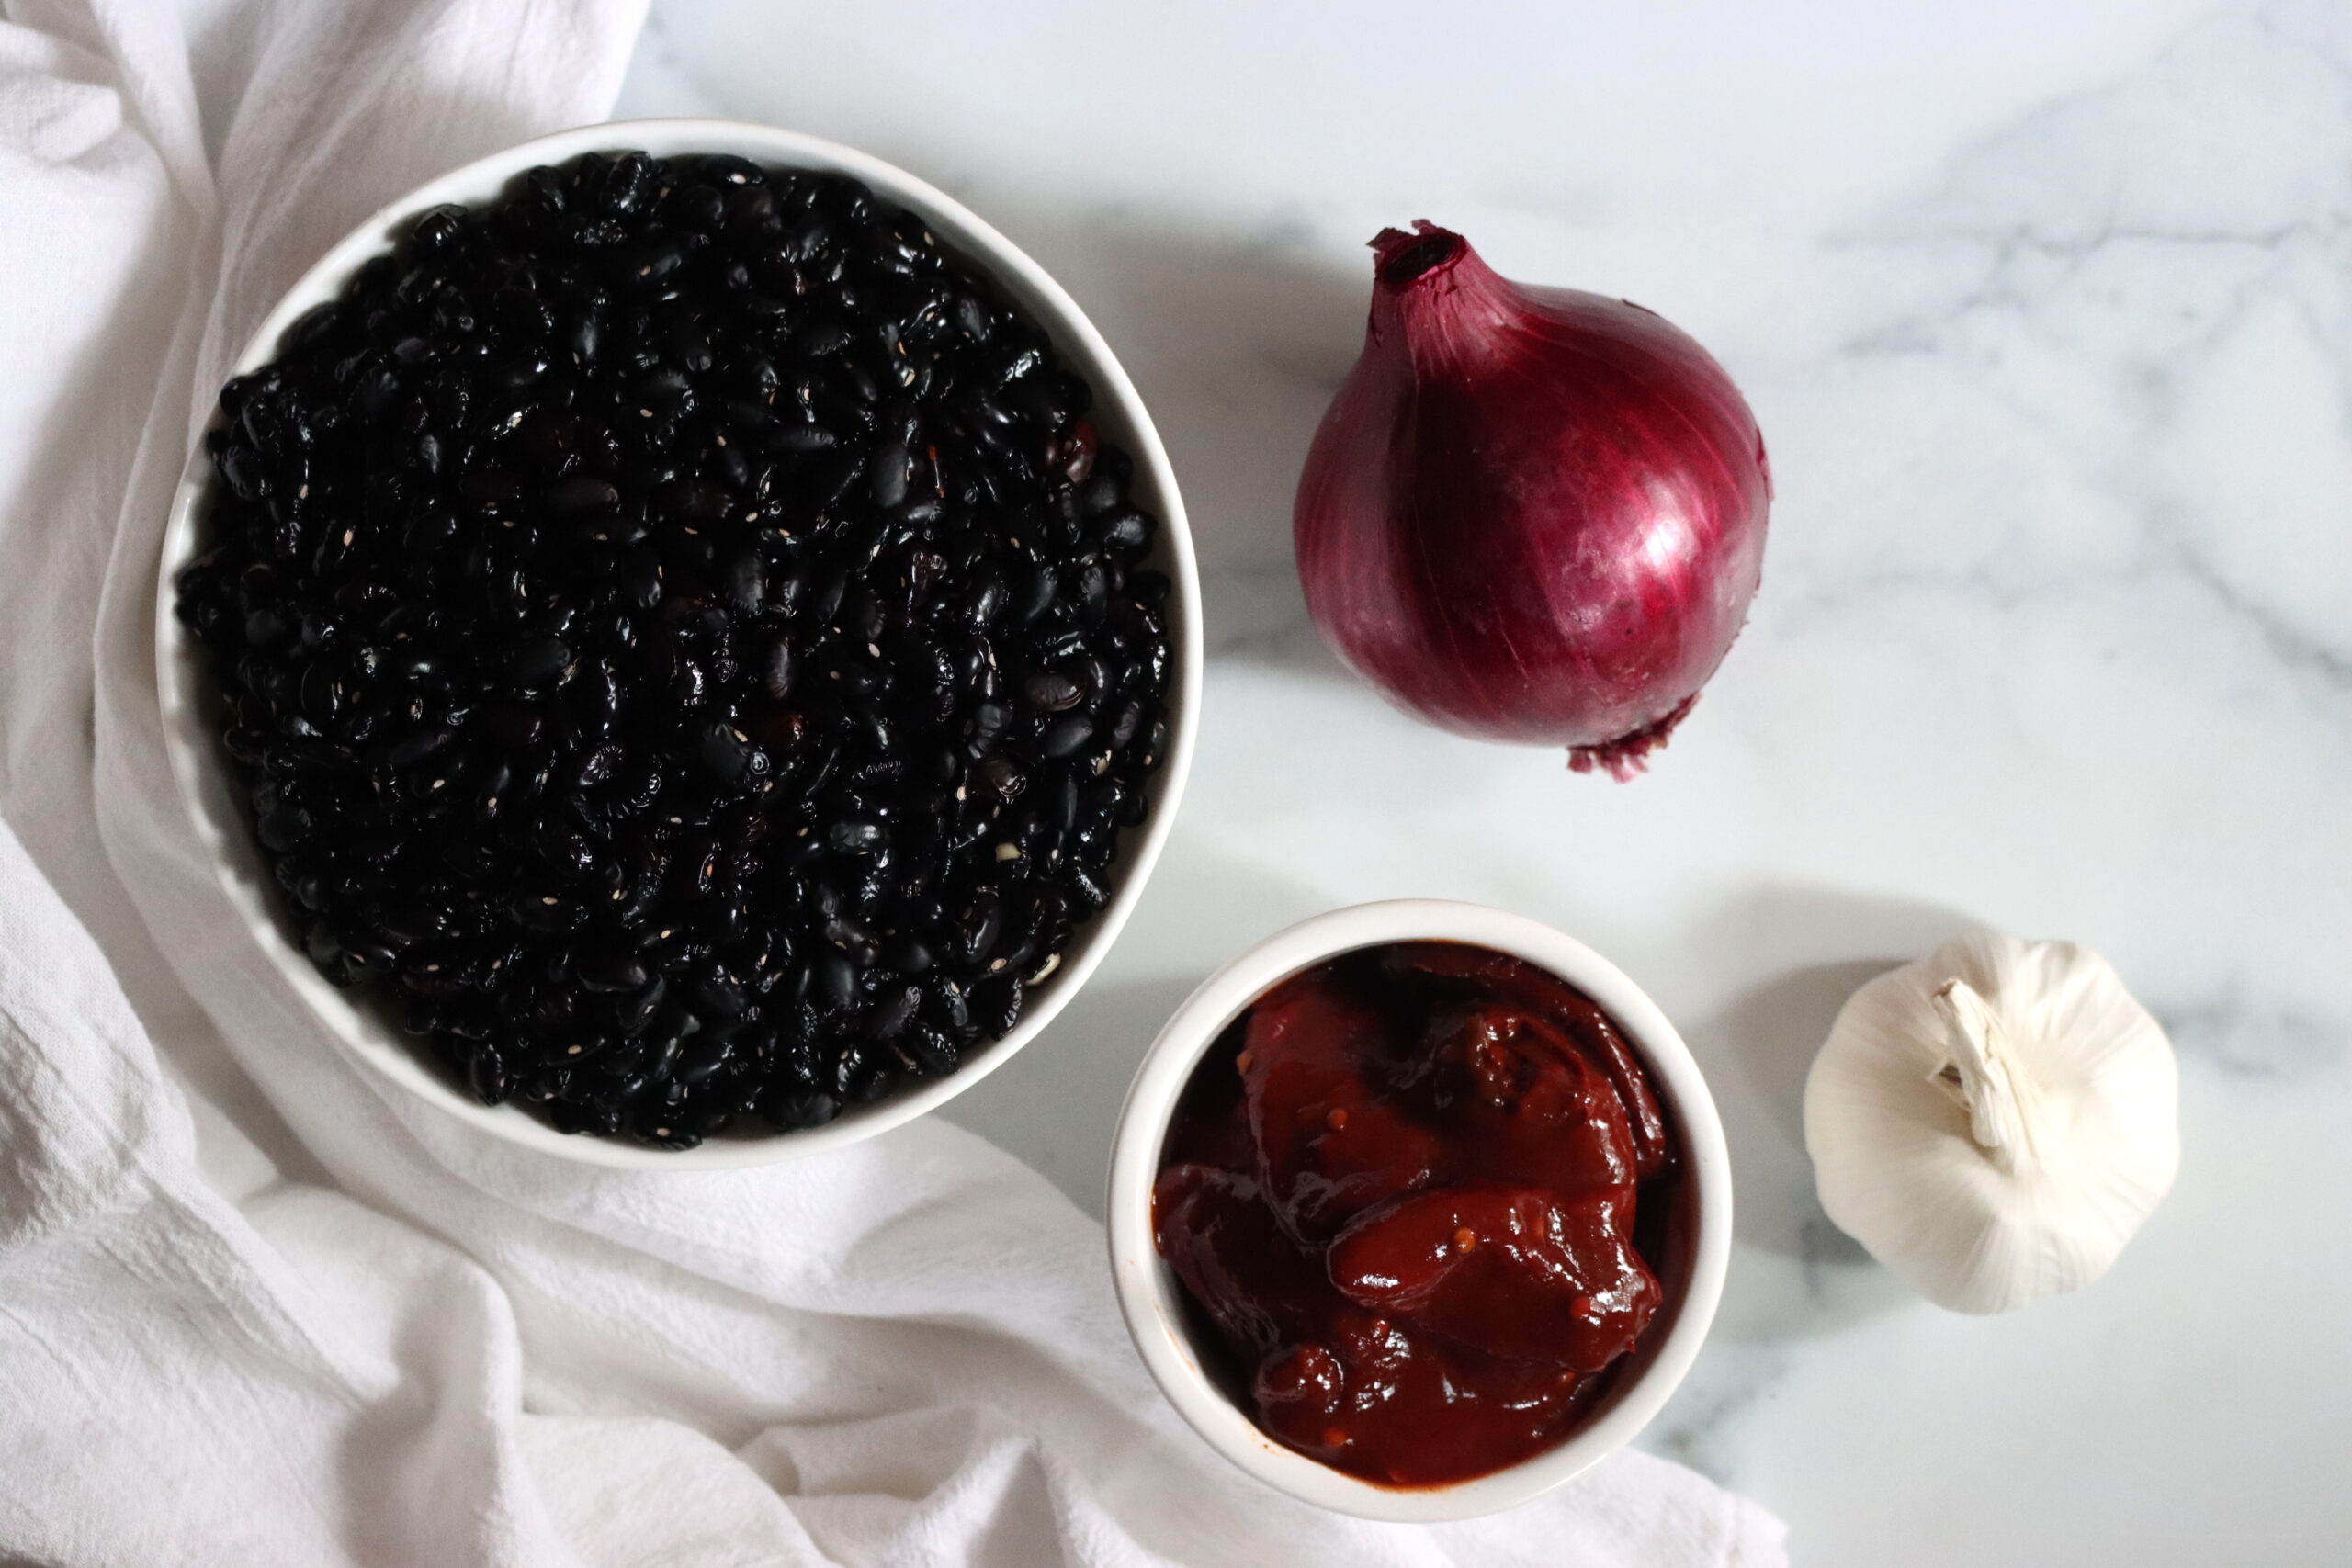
[1326,1182,1659,1371]
[1419,1002,1639,1199]
[1391,942,1669,1178]
[1153,1163,1335,1357]
[1240,971,1443,1241]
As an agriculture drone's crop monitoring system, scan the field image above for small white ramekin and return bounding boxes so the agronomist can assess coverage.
[154,120,1199,1168]
[1105,899,1731,1521]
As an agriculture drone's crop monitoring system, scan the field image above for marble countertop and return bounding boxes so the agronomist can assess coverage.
[616,4,2351,1560]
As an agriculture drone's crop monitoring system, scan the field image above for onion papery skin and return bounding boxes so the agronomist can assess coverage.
[1294,222,1770,778]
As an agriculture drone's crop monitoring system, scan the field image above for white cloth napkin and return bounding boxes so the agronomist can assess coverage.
[0,0,1789,1562]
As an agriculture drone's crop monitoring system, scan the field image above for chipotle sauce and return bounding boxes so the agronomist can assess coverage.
[1152,941,1682,1488]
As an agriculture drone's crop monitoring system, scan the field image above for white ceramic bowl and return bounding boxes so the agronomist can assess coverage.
[155,119,1200,1168]
[1106,900,1731,1521]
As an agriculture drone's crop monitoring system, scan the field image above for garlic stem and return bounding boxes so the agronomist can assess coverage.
[1928,979,2041,1172]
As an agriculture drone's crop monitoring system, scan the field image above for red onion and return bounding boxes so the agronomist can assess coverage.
[1294,222,1770,778]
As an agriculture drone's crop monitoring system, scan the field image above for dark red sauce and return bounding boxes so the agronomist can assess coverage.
[1152,941,1683,1488]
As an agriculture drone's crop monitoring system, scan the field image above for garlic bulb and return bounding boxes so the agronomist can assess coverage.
[1803,932,2178,1314]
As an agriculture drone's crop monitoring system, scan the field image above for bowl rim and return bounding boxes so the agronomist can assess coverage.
[154,118,1202,1169]
[1103,898,1732,1522]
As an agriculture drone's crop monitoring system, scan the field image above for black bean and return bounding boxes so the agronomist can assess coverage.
[1069,863,1111,911]
[1120,570,1166,611]
[843,588,888,644]
[386,725,454,766]
[1006,561,1056,626]
[664,480,735,524]
[956,890,1002,964]
[694,973,748,1020]
[460,761,513,831]
[219,445,266,501]
[1073,560,1110,626]
[927,976,972,1035]
[1046,771,1080,834]
[669,326,716,373]
[770,1088,840,1129]
[469,1044,514,1104]
[718,547,764,615]
[965,576,1006,630]
[749,637,793,704]
[1096,507,1153,557]
[580,949,649,992]
[668,653,709,710]
[808,570,848,626]
[712,440,757,491]
[814,946,857,1009]
[972,754,1026,802]
[867,984,921,1041]
[966,700,1009,757]
[903,1023,958,1077]
[548,475,620,515]
[627,238,689,288]
[472,701,540,750]
[993,931,1037,980]
[602,970,663,1034]
[970,974,1024,1039]
[768,423,838,455]
[1106,697,1145,750]
[840,1043,895,1101]
[302,920,345,970]
[1039,713,1093,759]
[869,441,911,508]
[568,310,603,367]
[498,635,572,688]
[243,606,290,648]
[603,544,654,606]
[793,318,851,359]
[700,153,765,187]
[1022,671,1083,713]
[632,1104,701,1148]
[677,1034,732,1087]
[256,805,311,851]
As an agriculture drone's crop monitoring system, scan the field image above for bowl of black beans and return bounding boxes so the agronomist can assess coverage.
[160,120,1198,1166]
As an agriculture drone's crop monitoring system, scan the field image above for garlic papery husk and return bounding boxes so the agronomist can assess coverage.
[1803,931,2179,1314]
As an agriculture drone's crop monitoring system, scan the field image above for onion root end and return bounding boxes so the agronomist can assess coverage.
[1566,694,1700,782]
